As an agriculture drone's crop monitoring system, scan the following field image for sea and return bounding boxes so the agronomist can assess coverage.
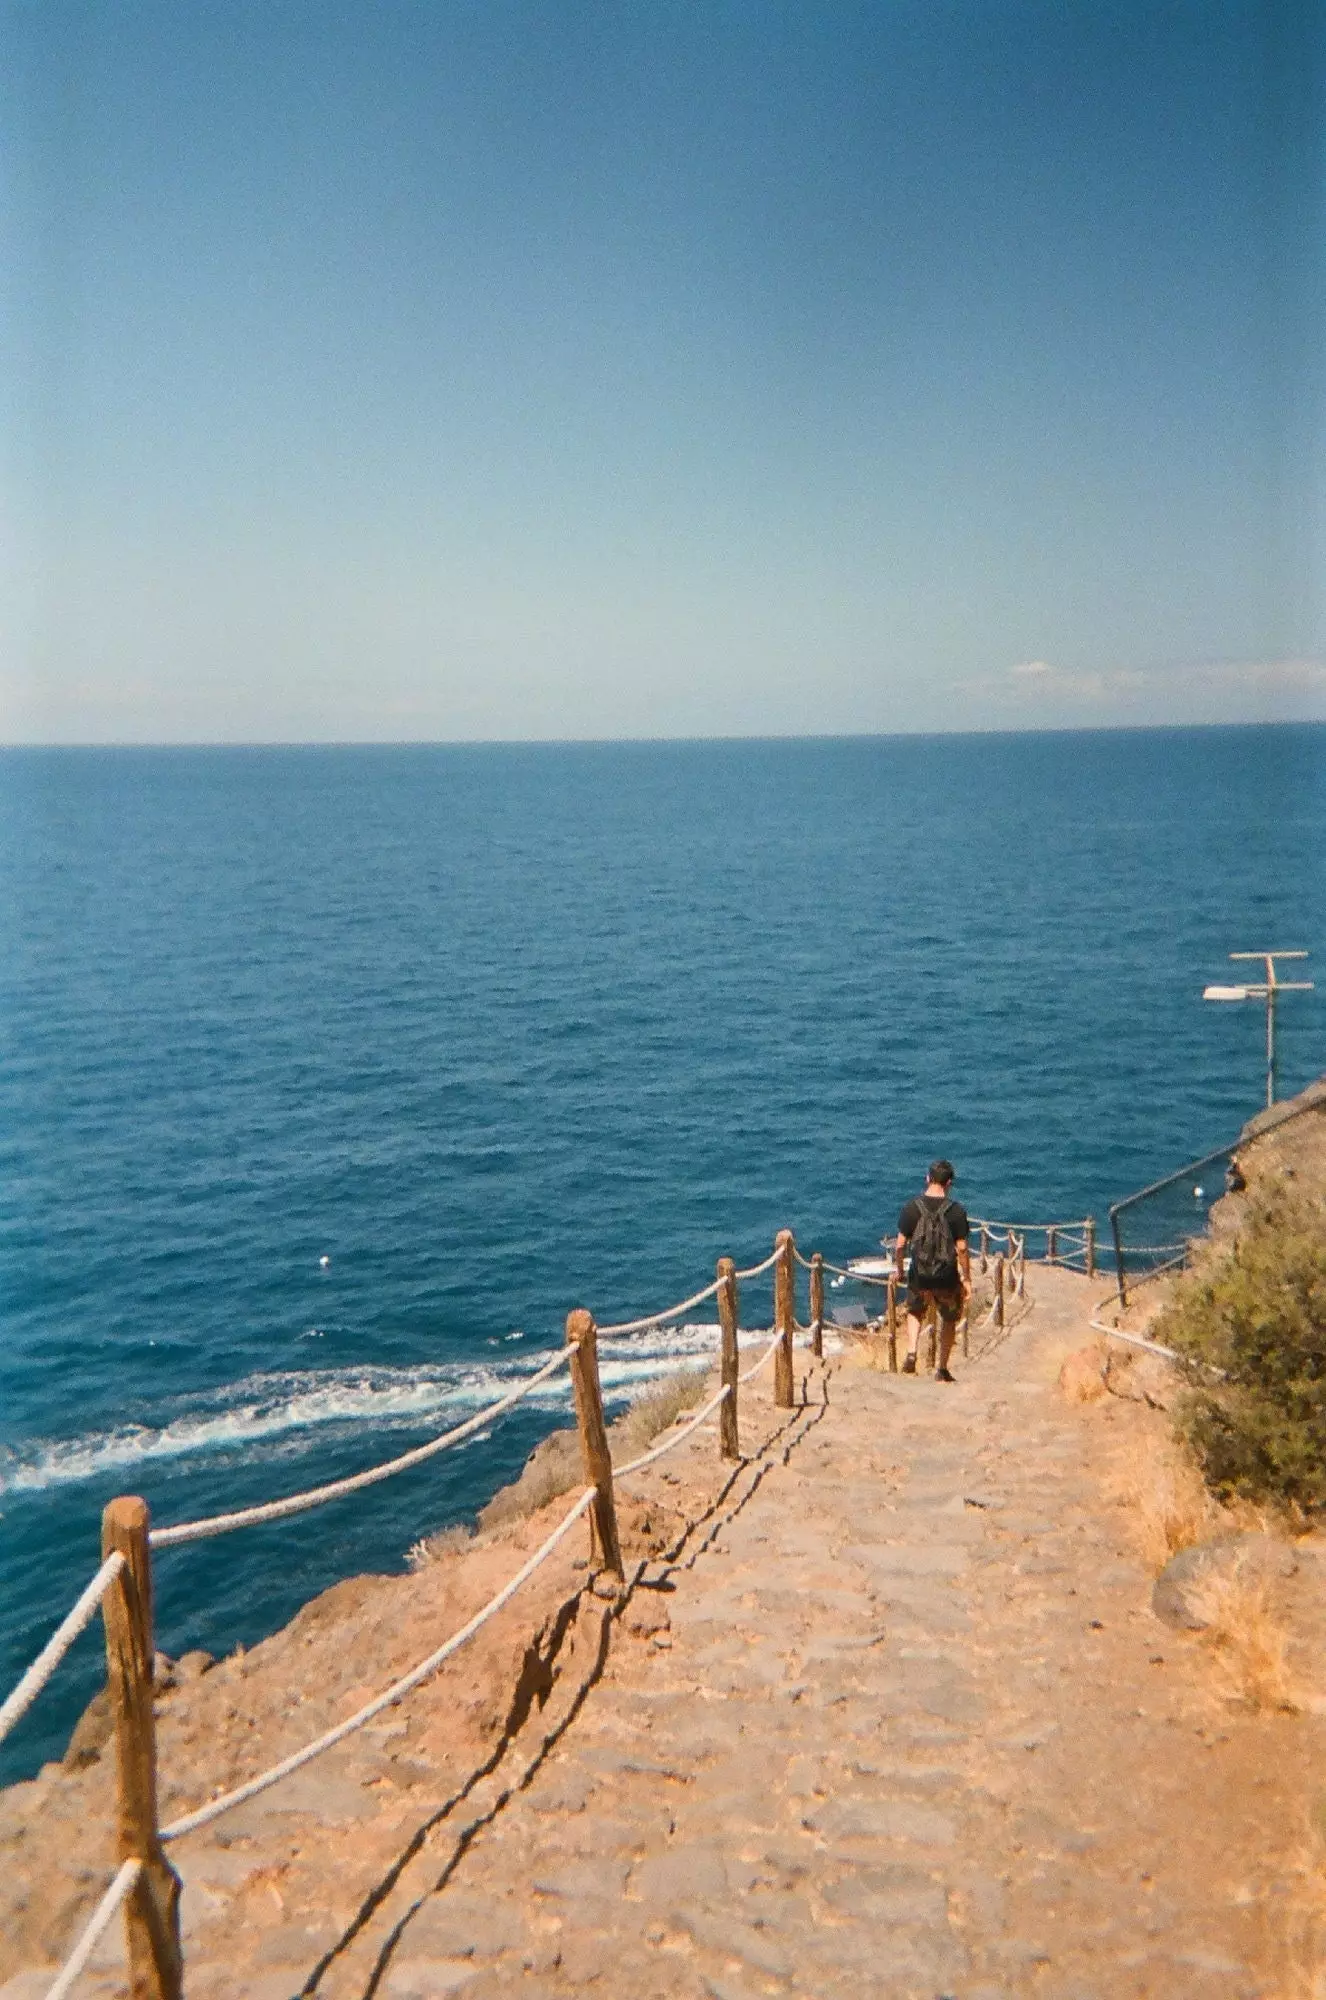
[2,726,1323,1782]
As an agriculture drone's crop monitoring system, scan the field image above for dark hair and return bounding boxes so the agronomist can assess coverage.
[928,1159,955,1187]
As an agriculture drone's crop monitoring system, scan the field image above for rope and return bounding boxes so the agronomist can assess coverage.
[815,1254,895,1288]
[614,1385,731,1478]
[597,1275,725,1339]
[160,1487,595,1844]
[151,1349,573,1548]
[971,1216,1092,1233]
[739,1331,782,1383]
[734,1246,782,1281]
[43,1858,141,2000]
[0,1553,125,1748]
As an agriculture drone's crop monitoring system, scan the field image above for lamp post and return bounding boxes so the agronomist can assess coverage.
[1202,951,1313,1110]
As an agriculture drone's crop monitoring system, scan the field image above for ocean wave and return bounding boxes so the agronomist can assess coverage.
[0,1319,736,1495]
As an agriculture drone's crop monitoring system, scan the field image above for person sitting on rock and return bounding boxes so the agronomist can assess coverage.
[894,1159,971,1381]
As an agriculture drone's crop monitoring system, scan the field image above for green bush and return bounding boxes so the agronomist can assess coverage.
[1155,1183,1326,1512]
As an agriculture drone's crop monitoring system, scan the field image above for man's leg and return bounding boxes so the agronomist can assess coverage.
[902,1306,926,1373]
[935,1310,960,1379]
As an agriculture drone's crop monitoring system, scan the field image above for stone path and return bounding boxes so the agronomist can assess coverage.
[286,1270,1307,2000]
[17,1267,1316,2000]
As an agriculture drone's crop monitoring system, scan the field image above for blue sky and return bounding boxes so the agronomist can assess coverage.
[3,0,1323,741]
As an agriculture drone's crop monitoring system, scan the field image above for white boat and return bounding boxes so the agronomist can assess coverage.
[845,1256,894,1279]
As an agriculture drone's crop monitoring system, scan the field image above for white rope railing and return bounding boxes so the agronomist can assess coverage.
[42,1858,141,2000]
[0,1553,125,1748]
[1,1229,827,1997]
[597,1275,725,1339]
[734,1247,781,1281]
[160,1487,595,1844]
[614,1385,731,1478]
[970,1215,1091,1233]
[151,1349,574,1548]
[740,1330,782,1384]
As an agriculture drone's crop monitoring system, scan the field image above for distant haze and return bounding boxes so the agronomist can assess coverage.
[3,2,1323,743]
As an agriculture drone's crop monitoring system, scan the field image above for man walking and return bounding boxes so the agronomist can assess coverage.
[894,1159,971,1381]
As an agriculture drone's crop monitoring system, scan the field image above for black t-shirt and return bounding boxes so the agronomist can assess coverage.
[897,1193,970,1290]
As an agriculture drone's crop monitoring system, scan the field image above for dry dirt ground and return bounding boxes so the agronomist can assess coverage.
[3,1267,1324,2000]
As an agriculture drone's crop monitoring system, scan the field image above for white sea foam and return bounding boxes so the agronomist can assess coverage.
[0,1319,741,1495]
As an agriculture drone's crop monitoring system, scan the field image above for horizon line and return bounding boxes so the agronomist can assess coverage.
[1,716,1324,752]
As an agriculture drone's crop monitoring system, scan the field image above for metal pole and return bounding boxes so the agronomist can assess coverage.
[1110,1207,1127,1310]
[1219,952,1312,1111]
[1266,961,1277,1109]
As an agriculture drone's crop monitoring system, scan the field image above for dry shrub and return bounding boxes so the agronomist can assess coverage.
[405,1524,473,1572]
[1187,1563,1299,1713]
[855,1324,894,1372]
[609,1366,710,1461]
[1113,1425,1219,1573]
[1058,1340,1110,1404]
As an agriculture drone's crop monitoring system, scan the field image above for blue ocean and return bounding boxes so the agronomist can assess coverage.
[2,727,1323,1781]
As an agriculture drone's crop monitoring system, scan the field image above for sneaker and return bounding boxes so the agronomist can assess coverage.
[901,1353,917,1375]
[935,1368,955,1383]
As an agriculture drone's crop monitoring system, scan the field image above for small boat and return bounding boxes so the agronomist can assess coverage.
[845,1256,894,1279]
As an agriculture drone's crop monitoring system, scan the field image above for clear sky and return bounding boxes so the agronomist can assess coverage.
[3,0,1323,742]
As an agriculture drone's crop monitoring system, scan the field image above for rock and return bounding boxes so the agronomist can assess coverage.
[672,1908,791,1980]
[632,1844,728,1904]
[803,1796,958,1844]
[1106,1351,1176,1410]
[62,1688,113,1770]
[1153,1534,1299,1630]
[402,1890,528,1959]
[1058,1345,1108,1403]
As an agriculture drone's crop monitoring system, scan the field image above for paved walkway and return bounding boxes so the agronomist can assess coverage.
[284,1269,1299,2000]
[27,1267,1312,2000]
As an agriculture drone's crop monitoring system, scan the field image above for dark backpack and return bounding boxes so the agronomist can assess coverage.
[909,1198,955,1283]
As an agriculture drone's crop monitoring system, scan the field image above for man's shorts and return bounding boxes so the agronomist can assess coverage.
[905,1286,963,1321]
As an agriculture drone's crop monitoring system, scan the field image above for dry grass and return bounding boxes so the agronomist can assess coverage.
[1265,1807,1326,1999]
[405,1524,472,1572]
[1187,1563,1300,1714]
[1111,1424,1220,1573]
[608,1366,710,1460]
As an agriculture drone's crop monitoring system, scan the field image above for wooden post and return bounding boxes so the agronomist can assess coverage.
[717,1258,740,1460]
[565,1311,623,1579]
[1016,1234,1027,1297]
[1047,1226,1058,1266]
[1084,1218,1096,1278]
[979,1222,989,1272]
[886,1277,898,1372]
[100,1498,182,2000]
[773,1229,795,1408]
[993,1255,1005,1328]
[809,1252,824,1360]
